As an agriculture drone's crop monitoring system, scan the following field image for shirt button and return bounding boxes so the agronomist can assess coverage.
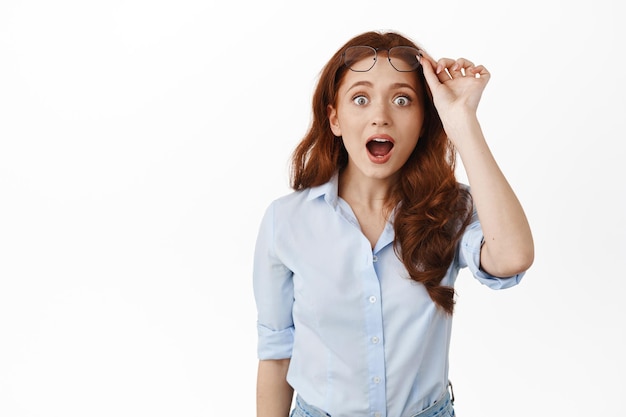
[372,255,378,262]
[369,295,377,303]
[373,376,381,384]
[374,413,382,417]
[371,336,379,344]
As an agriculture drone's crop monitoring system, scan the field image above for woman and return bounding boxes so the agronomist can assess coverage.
[253,30,534,417]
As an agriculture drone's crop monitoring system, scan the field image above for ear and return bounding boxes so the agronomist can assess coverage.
[327,104,342,137]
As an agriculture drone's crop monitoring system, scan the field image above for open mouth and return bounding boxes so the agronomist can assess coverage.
[366,138,394,158]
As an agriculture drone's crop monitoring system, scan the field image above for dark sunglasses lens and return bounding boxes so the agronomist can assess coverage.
[343,46,377,72]
[389,47,421,71]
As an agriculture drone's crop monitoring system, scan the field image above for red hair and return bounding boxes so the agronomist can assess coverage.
[290,31,473,314]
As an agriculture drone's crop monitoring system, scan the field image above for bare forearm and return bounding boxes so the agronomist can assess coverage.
[452,115,534,277]
[257,359,294,417]
[420,54,533,276]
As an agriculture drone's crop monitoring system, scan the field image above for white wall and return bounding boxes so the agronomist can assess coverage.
[1,1,623,415]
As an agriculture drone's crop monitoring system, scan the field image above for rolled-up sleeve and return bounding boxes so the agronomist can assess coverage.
[458,216,525,289]
[253,202,295,360]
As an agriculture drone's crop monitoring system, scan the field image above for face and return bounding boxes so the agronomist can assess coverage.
[329,53,425,183]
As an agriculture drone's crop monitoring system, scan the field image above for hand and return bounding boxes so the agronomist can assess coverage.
[421,53,490,122]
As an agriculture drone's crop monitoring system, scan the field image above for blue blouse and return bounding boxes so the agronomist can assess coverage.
[253,174,524,417]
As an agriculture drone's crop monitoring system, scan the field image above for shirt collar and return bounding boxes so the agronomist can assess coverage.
[306,172,340,207]
[305,171,398,221]
[306,171,396,252]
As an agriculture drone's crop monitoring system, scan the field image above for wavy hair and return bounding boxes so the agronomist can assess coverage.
[290,31,473,314]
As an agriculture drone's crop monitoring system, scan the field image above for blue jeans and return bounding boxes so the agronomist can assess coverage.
[290,390,455,417]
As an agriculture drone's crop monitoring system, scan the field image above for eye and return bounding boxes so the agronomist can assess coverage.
[393,95,411,106]
[352,95,369,106]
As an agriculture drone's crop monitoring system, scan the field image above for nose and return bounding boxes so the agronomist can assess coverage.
[371,102,391,126]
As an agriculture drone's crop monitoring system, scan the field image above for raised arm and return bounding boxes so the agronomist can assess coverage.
[422,54,534,277]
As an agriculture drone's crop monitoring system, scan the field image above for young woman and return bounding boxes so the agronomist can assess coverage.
[253,30,534,417]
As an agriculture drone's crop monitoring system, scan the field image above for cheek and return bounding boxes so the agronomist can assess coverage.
[411,111,426,137]
[336,108,366,133]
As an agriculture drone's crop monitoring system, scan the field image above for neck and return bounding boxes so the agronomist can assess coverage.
[338,168,394,211]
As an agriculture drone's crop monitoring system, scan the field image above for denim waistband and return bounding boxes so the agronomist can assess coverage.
[292,389,453,417]
[408,390,453,417]
[292,395,330,417]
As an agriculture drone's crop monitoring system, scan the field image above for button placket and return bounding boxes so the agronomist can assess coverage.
[363,249,386,416]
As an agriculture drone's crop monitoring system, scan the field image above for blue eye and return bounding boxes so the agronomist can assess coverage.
[394,96,411,106]
[353,95,369,105]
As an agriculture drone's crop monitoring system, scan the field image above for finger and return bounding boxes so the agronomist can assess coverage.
[422,52,454,83]
[418,51,441,74]
[436,57,456,73]
[435,58,456,82]
[454,58,474,70]
[456,58,474,75]
[447,59,475,78]
[455,58,475,68]
[420,53,444,89]
[467,64,491,81]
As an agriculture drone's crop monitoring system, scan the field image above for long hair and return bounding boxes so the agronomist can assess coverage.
[290,31,473,314]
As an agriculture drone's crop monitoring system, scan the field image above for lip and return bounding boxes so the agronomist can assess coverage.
[366,134,395,164]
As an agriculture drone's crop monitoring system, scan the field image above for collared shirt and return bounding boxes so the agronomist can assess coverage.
[253,174,524,417]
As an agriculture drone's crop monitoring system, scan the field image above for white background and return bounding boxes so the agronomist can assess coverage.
[1,0,624,416]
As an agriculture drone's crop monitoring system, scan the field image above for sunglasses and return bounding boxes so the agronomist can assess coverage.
[342,45,423,72]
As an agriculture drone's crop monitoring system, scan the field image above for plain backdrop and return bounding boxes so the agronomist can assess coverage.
[1,0,624,416]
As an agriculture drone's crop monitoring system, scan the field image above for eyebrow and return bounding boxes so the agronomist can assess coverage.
[345,80,419,95]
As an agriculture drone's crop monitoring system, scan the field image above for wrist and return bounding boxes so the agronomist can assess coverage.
[442,112,482,146]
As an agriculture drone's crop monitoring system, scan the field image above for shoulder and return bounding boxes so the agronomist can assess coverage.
[261,176,337,226]
[270,179,334,211]
[259,189,314,225]
[270,189,310,211]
